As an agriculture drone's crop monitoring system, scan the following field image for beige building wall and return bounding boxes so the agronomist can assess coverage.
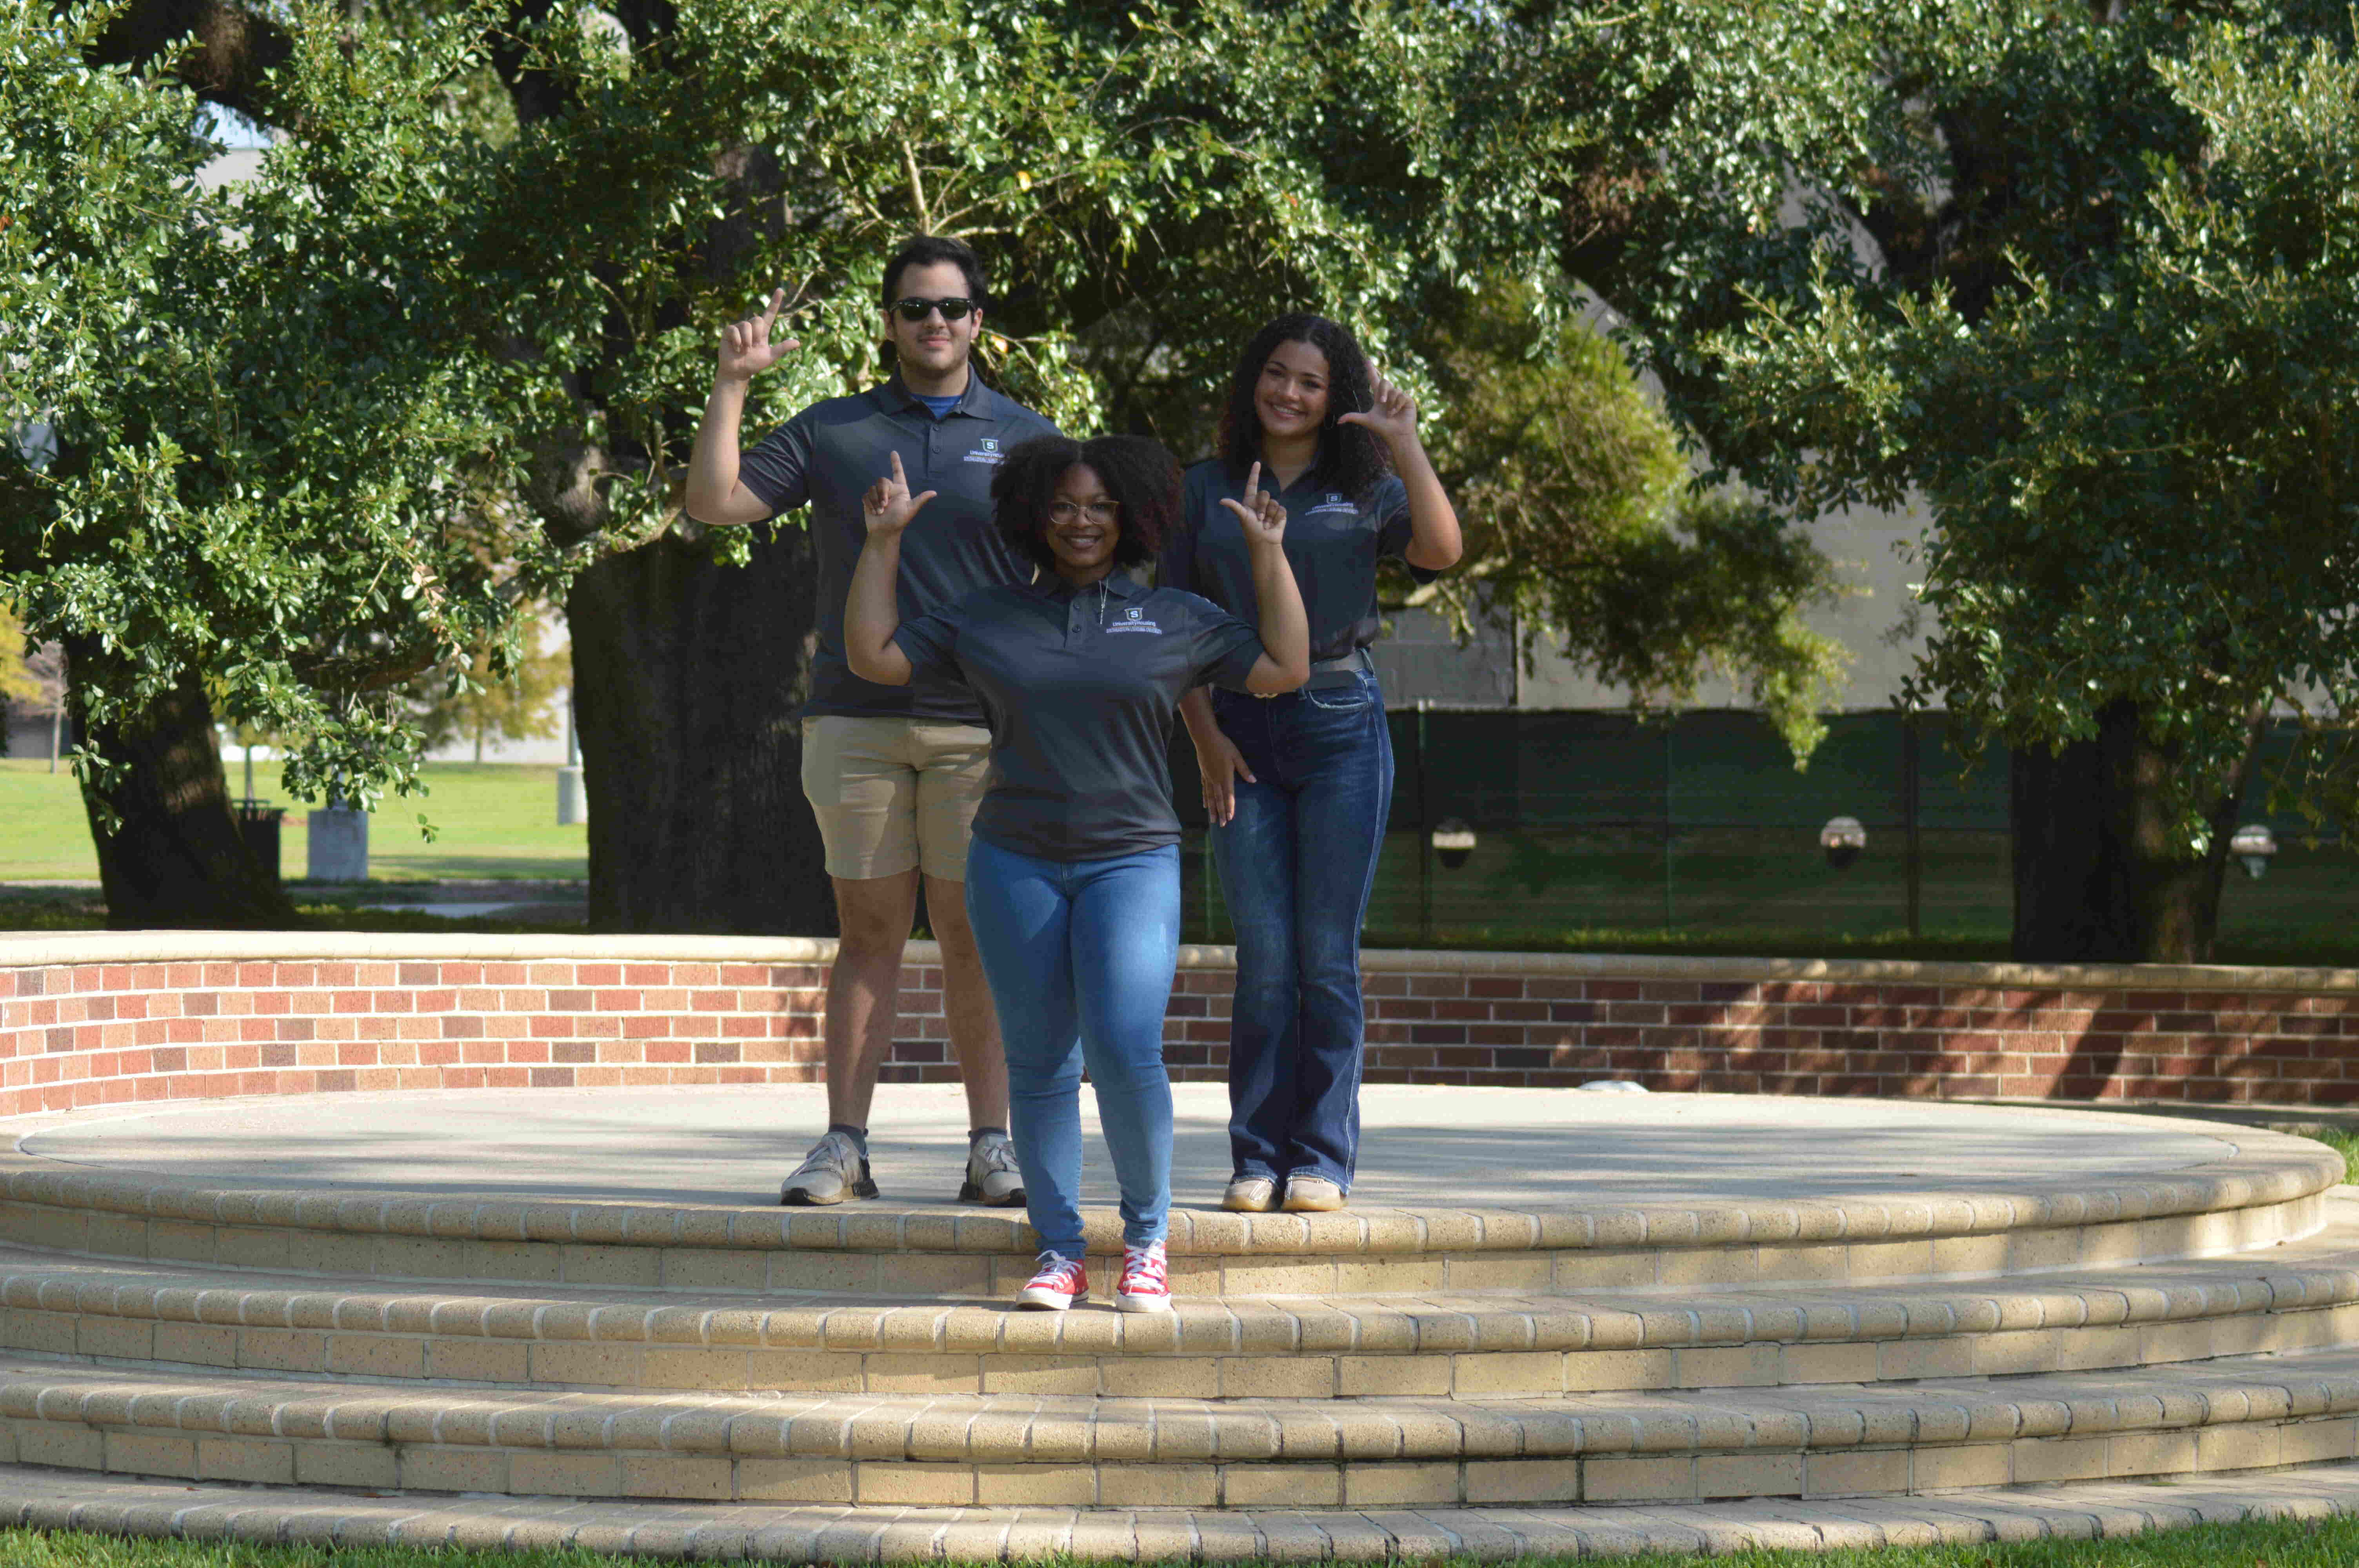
[1516,494,1937,713]
[1504,275,1945,715]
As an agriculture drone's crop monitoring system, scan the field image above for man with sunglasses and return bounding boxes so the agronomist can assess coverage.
[686,234,1055,1209]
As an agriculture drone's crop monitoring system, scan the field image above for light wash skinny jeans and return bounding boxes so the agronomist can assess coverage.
[963,835,1179,1259]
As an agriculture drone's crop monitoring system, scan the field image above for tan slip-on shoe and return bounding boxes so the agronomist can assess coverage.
[1280,1175,1345,1212]
[1222,1176,1279,1212]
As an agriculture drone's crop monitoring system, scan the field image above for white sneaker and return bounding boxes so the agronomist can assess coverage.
[778,1130,878,1206]
[960,1130,1026,1207]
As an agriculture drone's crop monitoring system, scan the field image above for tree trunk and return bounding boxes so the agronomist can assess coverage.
[565,525,837,935]
[2009,699,2258,964]
[87,0,293,127]
[65,639,294,928]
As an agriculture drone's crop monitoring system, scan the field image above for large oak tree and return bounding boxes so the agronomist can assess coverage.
[1541,0,2359,962]
[11,0,1839,931]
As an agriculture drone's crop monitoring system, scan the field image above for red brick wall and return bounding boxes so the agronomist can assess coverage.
[1,937,2355,1116]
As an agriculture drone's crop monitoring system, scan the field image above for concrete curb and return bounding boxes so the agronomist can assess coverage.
[7,1457,2359,1559]
[0,1120,2336,1260]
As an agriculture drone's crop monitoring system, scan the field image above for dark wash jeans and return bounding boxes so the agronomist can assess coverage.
[1209,671,1392,1191]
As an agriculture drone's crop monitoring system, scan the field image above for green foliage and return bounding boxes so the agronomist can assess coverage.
[4,0,1881,837]
[405,604,569,761]
[3,0,522,811]
[1707,10,2359,848]
[1416,283,1845,759]
[0,605,38,706]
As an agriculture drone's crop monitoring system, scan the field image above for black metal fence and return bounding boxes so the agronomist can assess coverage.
[1171,710,2355,953]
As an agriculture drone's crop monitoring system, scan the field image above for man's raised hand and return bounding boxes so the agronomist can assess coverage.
[862,452,936,535]
[1219,461,1288,546]
[717,287,801,384]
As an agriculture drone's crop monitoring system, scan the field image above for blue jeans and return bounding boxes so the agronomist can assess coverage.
[1210,671,1392,1191]
[963,835,1179,1258]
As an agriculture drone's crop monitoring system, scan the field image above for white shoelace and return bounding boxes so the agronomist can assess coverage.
[793,1131,860,1178]
[1029,1250,1083,1286]
[1120,1243,1167,1292]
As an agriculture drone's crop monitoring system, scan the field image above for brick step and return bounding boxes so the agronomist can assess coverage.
[9,1346,2359,1506]
[8,1204,2359,1397]
[13,1457,2359,1561]
[0,1134,2333,1295]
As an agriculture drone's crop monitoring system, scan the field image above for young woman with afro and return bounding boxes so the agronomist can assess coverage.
[844,432,1309,1311]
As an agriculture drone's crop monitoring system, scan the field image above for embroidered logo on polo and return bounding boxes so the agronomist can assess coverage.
[1305,492,1359,516]
[1106,605,1163,634]
[963,437,1005,466]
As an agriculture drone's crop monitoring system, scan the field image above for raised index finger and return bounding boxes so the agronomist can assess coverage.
[1244,461,1261,504]
[761,287,785,327]
[888,450,908,488]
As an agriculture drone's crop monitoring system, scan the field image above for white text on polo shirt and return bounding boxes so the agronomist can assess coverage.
[963,437,1005,465]
[1105,606,1163,634]
[1305,493,1358,516]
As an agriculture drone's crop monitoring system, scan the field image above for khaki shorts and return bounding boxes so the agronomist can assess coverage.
[800,715,994,882]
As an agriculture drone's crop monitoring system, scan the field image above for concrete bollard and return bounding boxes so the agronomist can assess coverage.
[556,765,587,826]
[307,804,369,882]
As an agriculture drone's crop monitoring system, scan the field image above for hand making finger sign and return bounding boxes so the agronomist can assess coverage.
[1219,461,1287,547]
[862,451,936,536]
[1336,366,1420,450]
[716,286,802,385]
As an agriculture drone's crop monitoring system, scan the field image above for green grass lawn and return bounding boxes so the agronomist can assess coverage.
[0,758,585,883]
[10,1510,2359,1566]
[1176,825,2359,965]
[5,757,2352,963]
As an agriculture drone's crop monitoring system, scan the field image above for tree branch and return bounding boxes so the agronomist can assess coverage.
[80,0,294,125]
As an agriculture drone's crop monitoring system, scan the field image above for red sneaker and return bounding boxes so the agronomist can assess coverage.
[1016,1250,1087,1310]
[1115,1240,1171,1314]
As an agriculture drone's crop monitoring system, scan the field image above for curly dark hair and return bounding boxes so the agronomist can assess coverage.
[991,434,1179,572]
[1218,313,1392,504]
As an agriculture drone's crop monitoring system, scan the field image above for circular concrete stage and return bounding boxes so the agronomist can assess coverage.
[0,1087,2351,1559]
[20,1083,2242,1210]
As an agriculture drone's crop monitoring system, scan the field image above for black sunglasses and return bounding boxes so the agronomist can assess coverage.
[889,296,978,322]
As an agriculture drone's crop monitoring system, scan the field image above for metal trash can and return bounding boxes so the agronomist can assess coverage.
[307,804,369,882]
[234,801,286,885]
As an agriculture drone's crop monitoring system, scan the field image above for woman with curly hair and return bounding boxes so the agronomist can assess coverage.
[845,434,1309,1312]
[1162,313,1463,1215]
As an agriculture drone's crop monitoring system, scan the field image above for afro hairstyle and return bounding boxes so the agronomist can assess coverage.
[990,434,1180,572]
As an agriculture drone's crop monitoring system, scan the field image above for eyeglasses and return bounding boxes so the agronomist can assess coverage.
[1047,500,1119,524]
[889,296,977,322]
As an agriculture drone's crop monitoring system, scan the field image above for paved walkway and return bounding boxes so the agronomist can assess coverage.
[16,1085,2238,1210]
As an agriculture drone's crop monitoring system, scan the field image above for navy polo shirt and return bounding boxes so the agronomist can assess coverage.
[1162,461,1438,670]
[737,373,1060,722]
[892,573,1265,862]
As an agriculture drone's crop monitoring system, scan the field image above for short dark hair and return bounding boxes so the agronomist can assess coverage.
[1218,312,1391,504]
[881,235,989,309]
[990,434,1178,572]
